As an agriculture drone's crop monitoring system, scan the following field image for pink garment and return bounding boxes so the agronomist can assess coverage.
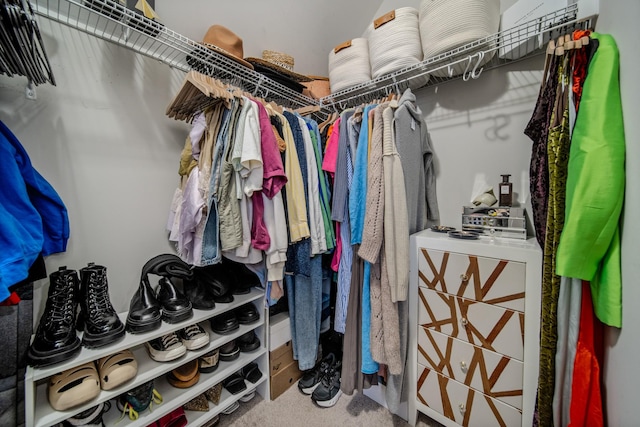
[322,118,341,176]
[331,222,342,272]
[251,190,270,251]
[254,100,287,198]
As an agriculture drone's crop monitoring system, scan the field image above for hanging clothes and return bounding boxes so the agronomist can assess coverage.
[0,121,69,300]
[538,51,573,427]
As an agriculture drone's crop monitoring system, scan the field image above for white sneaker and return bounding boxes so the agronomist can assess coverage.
[145,332,186,362]
[178,324,210,350]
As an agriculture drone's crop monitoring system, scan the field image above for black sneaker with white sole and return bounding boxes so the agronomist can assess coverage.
[311,359,342,408]
[298,353,336,395]
[178,324,209,350]
[145,332,186,362]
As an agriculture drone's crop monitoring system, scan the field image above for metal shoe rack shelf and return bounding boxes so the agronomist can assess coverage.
[25,287,268,427]
[24,1,597,426]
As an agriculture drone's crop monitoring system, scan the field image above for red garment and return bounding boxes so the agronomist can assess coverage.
[571,30,592,110]
[569,280,604,427]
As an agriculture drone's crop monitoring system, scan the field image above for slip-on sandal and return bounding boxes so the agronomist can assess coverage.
[218,340,240,362]
[48,362,101,411]
[183,394,209,412]
[199,348,220,373]
[239,362,262,384]
[239,390,256,402]
[235,303,259,325]
[236,330,260,352]
[222,373,247,395]
[204,383,222,405]
[210,311,239,335]
[96,349,138,391]
[220,401,239,415]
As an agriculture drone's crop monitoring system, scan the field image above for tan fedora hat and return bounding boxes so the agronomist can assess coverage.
[200,25,253,69]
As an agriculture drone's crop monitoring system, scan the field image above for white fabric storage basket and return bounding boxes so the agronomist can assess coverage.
[365,7,424,79]
[328,38,372,94]
[419,0,500,77]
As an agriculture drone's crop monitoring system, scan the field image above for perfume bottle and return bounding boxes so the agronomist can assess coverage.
[499,174,513,206]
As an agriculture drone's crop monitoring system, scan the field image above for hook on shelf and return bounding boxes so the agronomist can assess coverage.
[25,80,37,100]
[462,55,474,82]
[471,51,485,79]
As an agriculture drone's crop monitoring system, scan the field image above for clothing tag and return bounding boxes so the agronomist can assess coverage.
[374,10,396,29]
[411,118,416,131]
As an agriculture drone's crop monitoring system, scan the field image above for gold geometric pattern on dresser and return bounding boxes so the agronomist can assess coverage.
[417,365,522,427]
[417,326,524,409]
[418,249,526,312]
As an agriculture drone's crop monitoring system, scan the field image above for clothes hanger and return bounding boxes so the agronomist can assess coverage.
[294,105,321,116]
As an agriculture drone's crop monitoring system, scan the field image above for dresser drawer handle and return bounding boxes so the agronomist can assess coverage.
[460,273,469,282]
[460,317,469,327]
[458,403,466,414]
[460,360,468,373]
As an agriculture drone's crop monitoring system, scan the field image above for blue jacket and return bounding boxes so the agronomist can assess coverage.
[0,121,69,300]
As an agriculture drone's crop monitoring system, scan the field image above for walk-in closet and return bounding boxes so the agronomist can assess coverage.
[1,0,637,426]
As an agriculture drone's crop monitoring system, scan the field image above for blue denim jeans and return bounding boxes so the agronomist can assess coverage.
[286,255,325,371]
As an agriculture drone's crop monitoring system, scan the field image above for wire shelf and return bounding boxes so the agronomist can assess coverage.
[319,4,593,111]
[32,0,317,110]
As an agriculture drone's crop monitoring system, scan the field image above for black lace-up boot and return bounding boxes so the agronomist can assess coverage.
[77,263,125,348]
[27,266,81,367]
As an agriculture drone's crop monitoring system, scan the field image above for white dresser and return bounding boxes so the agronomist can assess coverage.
[407,231,541,427]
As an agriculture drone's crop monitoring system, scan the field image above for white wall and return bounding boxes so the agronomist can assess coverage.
[0,20,189,315]
[416,57,542,228]
[593,0,640,424]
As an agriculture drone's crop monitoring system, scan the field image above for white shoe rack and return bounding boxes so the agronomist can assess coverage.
[25,287,268,427]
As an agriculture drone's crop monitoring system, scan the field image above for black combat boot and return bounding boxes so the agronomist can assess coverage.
[27,266,81,367]
[77,263,125,348]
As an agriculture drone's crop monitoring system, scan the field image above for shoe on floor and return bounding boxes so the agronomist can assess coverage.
[178,323,209,350]
[145,332,186,362]
[311,359,342,408]
[298,353,335,395]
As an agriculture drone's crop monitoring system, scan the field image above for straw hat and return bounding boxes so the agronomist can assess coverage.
[199,25,253,69]
[245,50,312,82]
[419,0,500,77]
[328,38,372,93]
[365,7,424,79]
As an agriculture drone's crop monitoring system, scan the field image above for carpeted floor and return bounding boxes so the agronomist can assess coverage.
[219,382,443,427]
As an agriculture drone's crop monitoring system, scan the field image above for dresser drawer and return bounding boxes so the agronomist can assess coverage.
[417,248,526,312]
[417,364,522,427]
[418,287,524,361]
[418,326,523,410]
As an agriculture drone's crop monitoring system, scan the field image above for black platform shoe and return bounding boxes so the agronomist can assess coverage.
[27,266,81,367]
[77,263,125,348]
[126,275,162,334]
[157,277,193,323]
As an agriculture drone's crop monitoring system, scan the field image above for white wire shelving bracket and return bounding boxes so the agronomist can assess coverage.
[318,3,596,112]
[31,0,318,111]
